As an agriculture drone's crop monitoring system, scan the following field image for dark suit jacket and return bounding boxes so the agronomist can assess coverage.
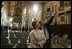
[40,16,54,39]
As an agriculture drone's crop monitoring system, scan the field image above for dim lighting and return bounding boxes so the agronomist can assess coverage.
[33,5,38,12]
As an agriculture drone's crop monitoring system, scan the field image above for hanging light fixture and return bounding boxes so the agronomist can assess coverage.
[33,5,38,12]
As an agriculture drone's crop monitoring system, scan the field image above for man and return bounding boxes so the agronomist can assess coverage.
[39,13,56,48]
[22,26,25,31]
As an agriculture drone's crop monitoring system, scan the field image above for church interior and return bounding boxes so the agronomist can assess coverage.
[1,1,71,48]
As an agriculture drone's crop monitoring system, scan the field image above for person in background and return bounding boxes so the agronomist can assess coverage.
[26,27,28,32]
[39,13,56,48]
[29,21,46,48]
[22,26,25,32]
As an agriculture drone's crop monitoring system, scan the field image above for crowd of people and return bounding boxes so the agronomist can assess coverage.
[1,12,56,48]
[1,26,12,32]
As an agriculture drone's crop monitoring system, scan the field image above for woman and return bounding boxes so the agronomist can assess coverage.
[29,21,46,48]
